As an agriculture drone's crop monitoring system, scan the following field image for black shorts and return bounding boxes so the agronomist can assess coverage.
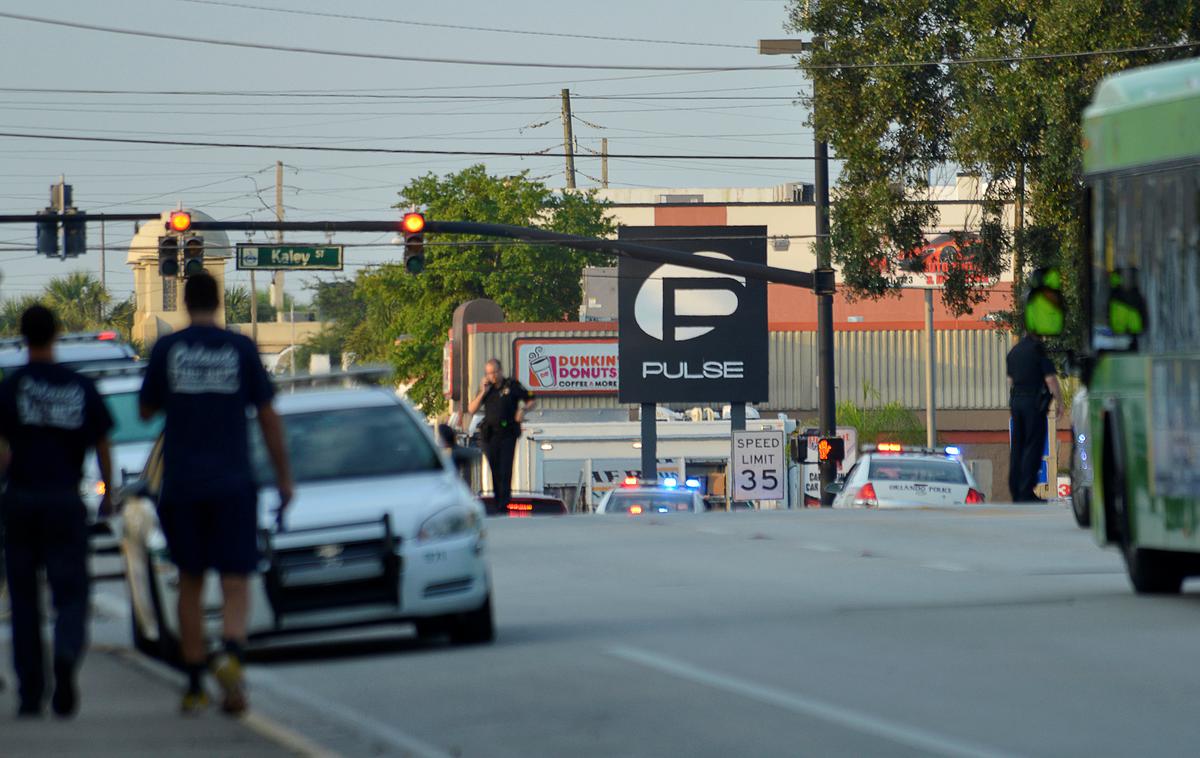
[158,486,259,575]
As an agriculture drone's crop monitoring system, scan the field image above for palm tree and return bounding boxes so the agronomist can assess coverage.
[0,295,43,336]
[224,286,252,323]
[42,272,110,332]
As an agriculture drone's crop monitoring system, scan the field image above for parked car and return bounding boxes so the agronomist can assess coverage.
[595,477,708,515]
[120,385,493,662]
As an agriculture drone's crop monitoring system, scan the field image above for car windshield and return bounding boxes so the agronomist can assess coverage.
[251,403,442,485]
[104,390,163,445]
[868,458,967,484]
[606,491,695,513]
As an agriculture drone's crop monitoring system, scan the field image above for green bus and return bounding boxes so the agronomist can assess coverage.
[1082,56,1200,594]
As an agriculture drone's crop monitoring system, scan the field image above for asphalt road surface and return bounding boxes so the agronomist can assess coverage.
[90,504,1200,757]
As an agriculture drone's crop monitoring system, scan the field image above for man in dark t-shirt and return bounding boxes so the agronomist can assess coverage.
[0,305,113,718]
[139,273,292,716]
[467,358,535,514]
[1006,333,1064,502]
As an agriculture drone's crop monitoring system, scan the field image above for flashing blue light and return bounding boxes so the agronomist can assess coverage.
[685,477,701,489]
[662,476,678,488]
[944,445,961,457]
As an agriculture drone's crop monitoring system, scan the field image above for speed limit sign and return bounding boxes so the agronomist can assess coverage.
[731,429,787,501]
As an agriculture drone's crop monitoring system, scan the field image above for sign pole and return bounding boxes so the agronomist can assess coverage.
[640,403,656,482]
[731,402,746,432]
[925,286,937,447]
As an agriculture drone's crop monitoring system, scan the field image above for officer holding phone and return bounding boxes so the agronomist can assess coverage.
[467,358,535,514]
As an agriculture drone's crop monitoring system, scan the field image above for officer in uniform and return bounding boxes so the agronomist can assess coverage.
[139,273,293,716]
[467,359,535,515]
[1007,302,1064,503]
[0,305,113,718]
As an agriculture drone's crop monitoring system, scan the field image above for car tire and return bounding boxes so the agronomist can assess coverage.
[1070,485,1091,528]
[1105,433,1183,595]
[447,594,495,646]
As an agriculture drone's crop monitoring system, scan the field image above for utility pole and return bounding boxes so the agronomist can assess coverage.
[273,160,285,322]
[561,89,577,189]
[925,287,937,447]
[601,138,609,189]
[99,218,106,291]
[760,36,838,505]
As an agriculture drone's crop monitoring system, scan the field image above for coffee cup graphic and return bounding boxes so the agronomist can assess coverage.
[529,347,556,388]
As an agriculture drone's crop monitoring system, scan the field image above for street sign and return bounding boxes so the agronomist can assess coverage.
[236,244,343,271]
[731,429,786,501]
[617,226,768,403]
[802,427,858,505]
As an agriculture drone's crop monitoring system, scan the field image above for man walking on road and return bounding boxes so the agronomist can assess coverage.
[139,273,292,716]
[1006,331,1063,502]
[0,305,114,718]
[467,358,535,515]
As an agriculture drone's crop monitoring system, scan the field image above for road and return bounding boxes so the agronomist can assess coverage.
[89,504,1200,757]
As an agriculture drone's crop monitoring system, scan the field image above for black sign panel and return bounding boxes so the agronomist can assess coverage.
[618,226,768,403]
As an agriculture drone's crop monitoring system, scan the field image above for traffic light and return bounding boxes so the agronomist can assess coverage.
[63,210,86,257]
[817,437,845,463]
[182,235,205,277]
[401,212,425,274]
[1023,266,1064,337]
[169,210,192,233]
[36,210,58,257]
[158,237,179,277]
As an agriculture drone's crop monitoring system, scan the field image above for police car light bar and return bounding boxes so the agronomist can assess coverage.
[862,443,964,457]
[685,477,701,489]
[662,476,678,488]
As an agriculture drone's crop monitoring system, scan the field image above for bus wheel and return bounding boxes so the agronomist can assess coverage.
[1106,439,1183,594]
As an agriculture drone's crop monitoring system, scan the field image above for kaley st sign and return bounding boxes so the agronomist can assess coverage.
[618,226,768,403]
[514,338,618,395]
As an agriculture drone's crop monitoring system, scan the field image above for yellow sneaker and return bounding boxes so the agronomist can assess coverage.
[211,654,247,716]
[180,689,210,715]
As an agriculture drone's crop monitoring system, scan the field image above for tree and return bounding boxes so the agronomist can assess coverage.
[0,295,42,336]
[786,1,1200,340]
[300,278,365,369]
[351,165,614,412]
[42,271,110,332]
[224,286,252,323]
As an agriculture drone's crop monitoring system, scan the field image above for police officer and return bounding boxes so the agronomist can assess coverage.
[0,305,114,718]
[1006,331,1063,502]
[139,273,293,716]
[467,359,535,515]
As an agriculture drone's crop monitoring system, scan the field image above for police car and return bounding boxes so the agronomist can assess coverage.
[120,383,492,661]
[595,476,708,515]
[0,331,139,380]
[827,444,985,509]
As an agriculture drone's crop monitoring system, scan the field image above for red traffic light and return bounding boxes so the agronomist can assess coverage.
[401,212,425,234]
[169,211,192,233]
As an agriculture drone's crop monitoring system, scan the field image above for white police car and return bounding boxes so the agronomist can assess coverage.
[828,444,985,508]
[595,476,708,515]
[120,384,492,660]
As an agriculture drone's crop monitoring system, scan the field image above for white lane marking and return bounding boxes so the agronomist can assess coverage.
[920,561,972,573]
[608,646,1016,758]
[248,668,454,758]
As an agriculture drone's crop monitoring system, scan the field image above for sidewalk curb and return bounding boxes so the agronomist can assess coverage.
[98,645,340,758]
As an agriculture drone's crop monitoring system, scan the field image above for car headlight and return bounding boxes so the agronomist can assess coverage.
[417,505,482,543]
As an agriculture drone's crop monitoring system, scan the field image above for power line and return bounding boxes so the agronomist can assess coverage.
[0,85,810,99]
[176,0,755,50]
[0,11,788,72]
[0,131,821,160]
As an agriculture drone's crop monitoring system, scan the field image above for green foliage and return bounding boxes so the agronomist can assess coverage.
[1,272,135,342]
[224,286,252,323]
[787,0,1200,336]
[351,165,613,412]
[822,382,926,446]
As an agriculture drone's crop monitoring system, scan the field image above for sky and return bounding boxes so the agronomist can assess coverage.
[0,0,814,303]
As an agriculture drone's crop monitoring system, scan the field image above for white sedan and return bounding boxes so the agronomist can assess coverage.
[828,445,985,508]
[120,386,492,661]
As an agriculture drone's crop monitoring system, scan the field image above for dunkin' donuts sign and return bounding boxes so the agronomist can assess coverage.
[514,338,618,395]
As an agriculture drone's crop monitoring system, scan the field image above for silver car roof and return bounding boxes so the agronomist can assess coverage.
[271,386,403,415]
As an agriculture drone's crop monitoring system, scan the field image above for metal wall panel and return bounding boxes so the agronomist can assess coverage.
[467,327,1012,413]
